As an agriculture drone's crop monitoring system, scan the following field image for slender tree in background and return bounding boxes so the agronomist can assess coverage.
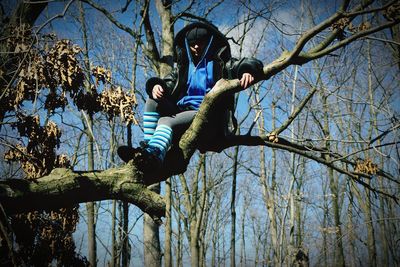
[140,0,174,265]
[79,3,97,266]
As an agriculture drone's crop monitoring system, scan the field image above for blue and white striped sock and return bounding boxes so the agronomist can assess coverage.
[147,125,173,161]
[143,111,160,142]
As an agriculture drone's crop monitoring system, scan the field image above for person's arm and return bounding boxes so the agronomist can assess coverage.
[231,57,264,87]
[145,69,178,99]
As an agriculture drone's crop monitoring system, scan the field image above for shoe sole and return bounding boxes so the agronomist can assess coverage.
[117,146,139,163]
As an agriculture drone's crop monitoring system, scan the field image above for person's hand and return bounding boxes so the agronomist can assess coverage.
[240,73,254,89]
[152,84,165,100]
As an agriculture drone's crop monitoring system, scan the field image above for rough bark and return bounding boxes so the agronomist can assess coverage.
[0,166,165,219]
[164,179,172,267]
[144,184,162,266]
[230,146,239,267]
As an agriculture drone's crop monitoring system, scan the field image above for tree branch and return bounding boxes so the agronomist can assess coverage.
[141,0,162,73]
[0,165,165,219]
[218,135,398,201]
[262,0,399,80]
[80,0,140,39]
[271,87,317,136]
[307,19,400,60]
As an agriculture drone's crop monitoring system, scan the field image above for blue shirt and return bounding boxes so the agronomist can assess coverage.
[177,36,215,110]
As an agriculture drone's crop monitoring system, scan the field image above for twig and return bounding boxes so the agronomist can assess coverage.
[369,123,400,145]
[272,87,317,136]
[35,0,75,34]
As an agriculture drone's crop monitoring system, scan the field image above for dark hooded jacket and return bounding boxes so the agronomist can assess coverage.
[146,22,264,137]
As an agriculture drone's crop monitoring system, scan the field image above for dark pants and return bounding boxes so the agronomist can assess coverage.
[144,98,197,142]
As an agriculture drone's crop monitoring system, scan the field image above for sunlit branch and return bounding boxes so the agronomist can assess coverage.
[307,19,400,60]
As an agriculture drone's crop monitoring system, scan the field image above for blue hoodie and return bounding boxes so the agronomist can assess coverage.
[176,36,215,110]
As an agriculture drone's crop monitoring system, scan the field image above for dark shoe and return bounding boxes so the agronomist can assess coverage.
[139,140,149,149]
[139,146,163,171]
[117,146,141,163]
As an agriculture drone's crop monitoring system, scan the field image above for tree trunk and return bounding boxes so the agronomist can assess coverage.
[144,185,162,267]
[212,197,221,267]
[328,168,345,267]
[86,202,97,267]
[347,199,356,267]
[240,195,249,267]
[366,39,381,267]
[189,155,207,267]
[79,3,97,265]
[142,1,174,264]
[322,182,329,267]
[177,206,183,267]
[289,65,299,267]
[109,120,117,267]
[121,202,130,266]
[365,188,377,267]
[84,112,96,267]
[230,146,239,267]
[164,178,172,267]
[259,101,279,265]
[110,200,117,267]
[322,90,345,267]
[190,226,200,267]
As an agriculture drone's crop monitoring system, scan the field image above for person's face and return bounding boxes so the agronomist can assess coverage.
[189,39,207,60]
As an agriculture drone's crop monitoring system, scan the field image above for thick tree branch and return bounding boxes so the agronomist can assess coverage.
[0,165,165,219]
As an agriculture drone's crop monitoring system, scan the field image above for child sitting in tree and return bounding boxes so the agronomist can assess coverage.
[118,21,264,170]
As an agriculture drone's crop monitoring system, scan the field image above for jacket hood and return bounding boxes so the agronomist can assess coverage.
[174,22,231,63]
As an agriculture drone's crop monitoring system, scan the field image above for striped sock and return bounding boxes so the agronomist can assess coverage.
[147,125,173,161]
[143,111,160,142]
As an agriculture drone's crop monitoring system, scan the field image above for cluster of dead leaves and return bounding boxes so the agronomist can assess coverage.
[92,66,112,85]
[10,37,85,113]
[5,24,137,122]
[74,84,103,115]
[1,24,138,266]
[348,21,372,33]
[355,158,378,175]
[12,206,84,266]
[331,17,351,32]
[4,114,68,179]
[100,86,138,125]
[3,113,81,265]
[331,2,399,37]
[4,23,33,54]
[331,17,373,40]
[43,39,85,112]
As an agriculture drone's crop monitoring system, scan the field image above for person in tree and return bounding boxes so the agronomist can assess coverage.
[118,21,264,170]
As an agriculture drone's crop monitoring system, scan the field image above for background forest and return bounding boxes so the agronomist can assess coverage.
[0,0,399,266]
